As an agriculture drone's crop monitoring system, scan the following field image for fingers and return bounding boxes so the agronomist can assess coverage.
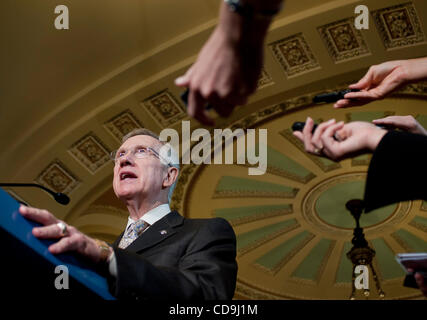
[176,66,215,126]
[321,121,345,159]
[414,273,427,296]
[372,115,420,133]
[293,131,303,141]
[19,205,58,226]
[207,92,240,118]
[32,222,67,239]
[293,117,339,156]
[344,89,382,101]
[334,65,380,108]
[174,66,193,88]
[349,66,375,90]
[48,234,80,255]
[372,117,392,125]
[214,102,235,118]
[333,98,370,109]
[188,89,215,126]
[301,117,315,153]
[19,205,99,261]
[312,119,336,149]
[372,116,399,128]
[372,115,413,124]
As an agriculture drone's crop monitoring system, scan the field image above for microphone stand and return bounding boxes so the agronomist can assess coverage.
[0,183,70,205]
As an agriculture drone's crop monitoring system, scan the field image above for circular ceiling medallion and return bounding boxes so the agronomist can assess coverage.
[302,172,411,237]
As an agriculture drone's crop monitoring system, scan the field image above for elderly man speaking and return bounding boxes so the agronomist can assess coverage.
[19,128,237,300]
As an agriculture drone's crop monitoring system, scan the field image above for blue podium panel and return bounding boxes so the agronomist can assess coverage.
[0,188,115,299]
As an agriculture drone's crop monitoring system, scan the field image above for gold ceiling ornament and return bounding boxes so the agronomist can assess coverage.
[269,33,320,78]
[104,110,144,143]
[256,69,274,90]
[372,2,425,49]
[140,89,187,127]
[68,133,111,174]
[317,18,370,62]
[35,160,80,195]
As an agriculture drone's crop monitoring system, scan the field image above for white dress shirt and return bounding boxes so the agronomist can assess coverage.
[108,203,171,277]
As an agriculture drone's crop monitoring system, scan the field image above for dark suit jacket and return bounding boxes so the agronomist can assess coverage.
[364,130,427,212]
[107,210,237,300]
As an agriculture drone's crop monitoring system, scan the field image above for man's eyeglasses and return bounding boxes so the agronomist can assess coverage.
[110,146,171,166]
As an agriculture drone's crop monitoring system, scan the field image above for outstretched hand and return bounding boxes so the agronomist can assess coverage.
[334,60,409,108]
[334,57,427,108]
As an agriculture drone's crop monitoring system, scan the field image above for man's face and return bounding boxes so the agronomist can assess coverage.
[113,135,167,202]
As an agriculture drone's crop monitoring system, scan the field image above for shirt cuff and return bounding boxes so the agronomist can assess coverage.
[107,251,118,277]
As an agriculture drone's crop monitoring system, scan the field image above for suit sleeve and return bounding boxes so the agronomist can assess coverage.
[107,218,237,300]
[364,130,427,212]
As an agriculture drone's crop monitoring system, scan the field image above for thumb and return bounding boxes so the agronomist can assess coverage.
[175,75,189,87]
[372,118,386,124]
[174,67,193,87]
[349,70,374,90]
[293,131,303,141]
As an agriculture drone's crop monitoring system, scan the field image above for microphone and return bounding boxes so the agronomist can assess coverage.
[313,89,360,103]
[0,183,70,205]
[292,121,318,133]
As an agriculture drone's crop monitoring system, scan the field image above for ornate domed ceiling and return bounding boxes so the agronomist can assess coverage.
[2,0,427,299]
[177,96,427,300]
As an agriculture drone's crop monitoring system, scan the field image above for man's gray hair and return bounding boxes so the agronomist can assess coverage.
[121,128,180,203]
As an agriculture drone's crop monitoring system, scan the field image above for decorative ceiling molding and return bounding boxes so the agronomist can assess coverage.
[35,160,80,194]
[254,231,315,276]
[256,68,275,90]
[68,133,111,174]
[318,17,370,62]
[236,219,299,256]
[213,175,298,199]
[104,109,144,143]
[213,204,294,227]
[269,33,320,77]
[372,2,425,50]
[140,89,187,127]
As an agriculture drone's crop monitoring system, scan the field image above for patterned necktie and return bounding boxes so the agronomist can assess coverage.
[118,219,150,249]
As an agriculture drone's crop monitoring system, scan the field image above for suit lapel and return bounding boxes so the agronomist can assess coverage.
[125,211,184,253]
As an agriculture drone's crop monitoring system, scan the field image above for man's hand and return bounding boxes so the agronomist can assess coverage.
[175,27,260,125]
[293,117,387,161]
[19,205,112,264]
[372,115,427,136]
[175,2,269,126]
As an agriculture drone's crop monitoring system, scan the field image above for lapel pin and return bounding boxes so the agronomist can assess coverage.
[160,230,167,235]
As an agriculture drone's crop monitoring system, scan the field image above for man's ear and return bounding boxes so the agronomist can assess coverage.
[163,166,179,188]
